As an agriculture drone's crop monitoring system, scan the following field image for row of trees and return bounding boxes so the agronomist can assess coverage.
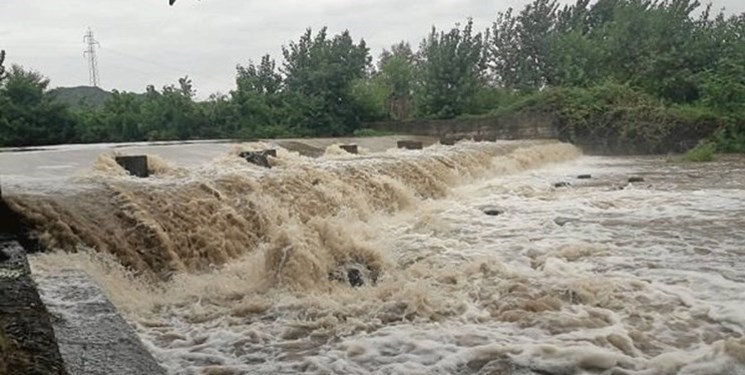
[1,0,744,147]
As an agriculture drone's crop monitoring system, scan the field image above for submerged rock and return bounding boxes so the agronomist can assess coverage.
[239,151,273,169]
[347,268,364,287]
[329,262,379,288]
[482,206,504,216]
[554,217,577,226]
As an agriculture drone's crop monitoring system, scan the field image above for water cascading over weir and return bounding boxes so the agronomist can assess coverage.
[0,137,580,374]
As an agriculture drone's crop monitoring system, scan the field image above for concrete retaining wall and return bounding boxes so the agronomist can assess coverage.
[368,112,558,141]
[35,271,167,375]
[0,239,68,375]
[367,112,717,155]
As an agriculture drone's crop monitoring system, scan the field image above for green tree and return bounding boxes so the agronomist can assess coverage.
[0,65,75,146]
[350,75,390,121]
[138,77,204,140]
[99,90,144,141]
[416,19,487,118]
[231,56,283,137]
[378,42,415,119]
[281,28,371,135]
[490,0,560,90]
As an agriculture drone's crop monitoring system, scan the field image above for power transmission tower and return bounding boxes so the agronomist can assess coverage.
[83,28,101,87]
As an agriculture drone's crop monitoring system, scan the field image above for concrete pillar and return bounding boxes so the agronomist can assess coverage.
[397,140,423,150]
[114,156,149,178]
[339,144,358,154]
[440,137,457,146]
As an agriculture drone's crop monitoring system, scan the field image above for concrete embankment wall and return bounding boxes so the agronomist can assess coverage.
[1,197,165,375]
[368,112,716,155]
[0,240,68,375]
[35,271,167,375]
[369,113,559,142]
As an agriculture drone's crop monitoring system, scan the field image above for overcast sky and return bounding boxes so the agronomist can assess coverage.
[1,0,743,98]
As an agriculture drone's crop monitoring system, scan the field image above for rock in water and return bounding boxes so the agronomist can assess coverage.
[482,206,504,216]
[554,217,577,226]
[329,262,379,287]
[239,151,272,169]
[347,268,364,287]
[554,182,571,188]
[577,174,592,179]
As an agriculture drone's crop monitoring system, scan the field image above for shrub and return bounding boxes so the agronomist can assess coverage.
[684,142,716,162]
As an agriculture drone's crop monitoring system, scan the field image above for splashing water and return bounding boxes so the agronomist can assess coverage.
[4,138,744,374]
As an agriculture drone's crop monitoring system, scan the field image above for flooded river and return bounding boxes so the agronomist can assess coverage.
[2,138,744,374]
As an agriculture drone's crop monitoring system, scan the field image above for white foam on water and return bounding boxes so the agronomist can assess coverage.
[19,143,745,374]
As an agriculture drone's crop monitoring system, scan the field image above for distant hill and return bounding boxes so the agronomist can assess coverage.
[50,86,113,109]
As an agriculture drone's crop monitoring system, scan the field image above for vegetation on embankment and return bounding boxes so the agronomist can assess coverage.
[0,0,743,153]
[489,82,738,154]
[684,141,717,161]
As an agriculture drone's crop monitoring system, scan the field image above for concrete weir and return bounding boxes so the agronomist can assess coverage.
[34,271,166,375]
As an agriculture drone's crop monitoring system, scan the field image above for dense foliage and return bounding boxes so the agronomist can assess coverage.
[0,0,743,150]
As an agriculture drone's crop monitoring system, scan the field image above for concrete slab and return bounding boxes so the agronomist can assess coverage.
[34,271,166,375]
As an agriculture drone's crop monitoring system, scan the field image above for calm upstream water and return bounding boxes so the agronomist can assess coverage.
[2,138,744,374]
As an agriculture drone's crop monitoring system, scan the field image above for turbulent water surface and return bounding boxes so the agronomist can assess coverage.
[2,137,744,375]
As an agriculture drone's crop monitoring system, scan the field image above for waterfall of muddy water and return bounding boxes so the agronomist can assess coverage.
[2,138,744,374]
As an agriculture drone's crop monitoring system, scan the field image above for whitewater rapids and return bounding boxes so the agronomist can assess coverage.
[2,138,744,374]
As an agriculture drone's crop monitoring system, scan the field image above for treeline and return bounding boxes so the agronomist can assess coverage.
[0,0,744,149]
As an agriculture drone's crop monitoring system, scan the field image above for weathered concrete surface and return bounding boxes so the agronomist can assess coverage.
[367,113,717,155]
[114,155,149,178]
[0,240,67,375]
[369,112,558,142]
[34,271,166,375]
[339,144,358,154]
[397,140,424,150]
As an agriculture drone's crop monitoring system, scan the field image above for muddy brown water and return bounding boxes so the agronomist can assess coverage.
[1,137,743,374]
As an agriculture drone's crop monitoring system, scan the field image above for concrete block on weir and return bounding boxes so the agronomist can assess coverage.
[440,137,457,146]
[114,155,149,178]
[340,144,358,154]
[397,140,423,150]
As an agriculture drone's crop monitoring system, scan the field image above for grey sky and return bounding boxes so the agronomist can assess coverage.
[1,0,742,98]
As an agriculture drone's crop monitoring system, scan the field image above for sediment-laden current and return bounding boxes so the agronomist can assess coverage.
[3,138,744,374]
